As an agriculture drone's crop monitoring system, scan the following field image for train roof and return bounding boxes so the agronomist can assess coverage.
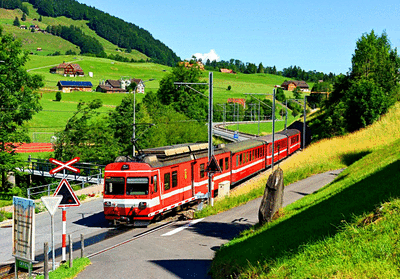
[141,142,227,168]
[255,133,286,143]
[223,139,263,153]
[277,129,300,137]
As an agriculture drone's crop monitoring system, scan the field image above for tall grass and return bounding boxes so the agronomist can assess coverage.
[211,134,400,277]
[280,102,400,184]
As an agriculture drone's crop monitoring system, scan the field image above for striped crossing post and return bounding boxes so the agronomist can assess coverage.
[62,208,66,262]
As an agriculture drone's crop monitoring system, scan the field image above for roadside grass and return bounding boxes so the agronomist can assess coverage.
[195,102,400,220]
[210,137,400,278]
[0,210,12,221]
[35,257,91,279]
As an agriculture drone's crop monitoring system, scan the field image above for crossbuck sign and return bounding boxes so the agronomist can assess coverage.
[49,157,80,174]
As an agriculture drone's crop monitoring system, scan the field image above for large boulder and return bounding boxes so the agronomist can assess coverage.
[258,168,284,225]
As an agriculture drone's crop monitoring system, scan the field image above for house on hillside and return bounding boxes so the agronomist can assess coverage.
[179,61,205,70]
[57,81,92,93]
[96,78,145,93]
[220,68,236,74]
[50,62,84,76]
[64,64,84,77]
[281,80,310,92]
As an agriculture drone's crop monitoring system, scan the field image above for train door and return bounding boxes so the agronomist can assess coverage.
[191,162,195,197]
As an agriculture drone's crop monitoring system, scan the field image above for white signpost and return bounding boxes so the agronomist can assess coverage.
[48,157,81,263]
[12,196,36,278]
[41,196,62,271]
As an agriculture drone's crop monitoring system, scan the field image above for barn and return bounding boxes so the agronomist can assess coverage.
[57,81,93,93]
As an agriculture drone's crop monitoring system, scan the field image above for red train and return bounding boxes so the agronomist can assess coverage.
[103,129,301,226]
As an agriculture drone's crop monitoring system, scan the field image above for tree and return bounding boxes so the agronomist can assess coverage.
[0,27,43,190]
[257,62,264,73]
[53,100,120,164]
[275,87,286,102]
[292,87,302,99]
[312,30,400,139]
[157,64,208,121]
[21,12,26,21]
[39,15,42,22]
[13,16,20,27]
[55,91,62,101]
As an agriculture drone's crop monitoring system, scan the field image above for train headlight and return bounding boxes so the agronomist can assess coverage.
[104,201,111,206]
[138,202,147,209]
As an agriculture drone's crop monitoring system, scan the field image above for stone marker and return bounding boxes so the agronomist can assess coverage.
[258,167,284,225]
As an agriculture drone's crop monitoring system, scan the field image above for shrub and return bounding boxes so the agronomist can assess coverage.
[55,91,62,102]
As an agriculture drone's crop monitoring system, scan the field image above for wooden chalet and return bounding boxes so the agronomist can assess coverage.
[57,81,92,93]
[220,68,236,74]
[96,78,145,93]
[50,63,84,76]
[281,80,310,92]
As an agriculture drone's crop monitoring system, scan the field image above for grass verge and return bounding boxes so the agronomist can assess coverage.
[36,257,91,279]
[210,135,400,278]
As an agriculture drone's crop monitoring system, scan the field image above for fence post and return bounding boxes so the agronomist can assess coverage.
[27,188,30,200]
[44,242,49,279]
[69,234,73,268]
[48,184,51,196]
[80,234,84,258]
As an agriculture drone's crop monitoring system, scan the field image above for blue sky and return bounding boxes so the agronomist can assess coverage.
[77,0,400,75]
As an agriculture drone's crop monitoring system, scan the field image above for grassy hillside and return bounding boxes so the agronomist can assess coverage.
[0,4,148,60]
[210,102,400,278]
[22,54,295,142]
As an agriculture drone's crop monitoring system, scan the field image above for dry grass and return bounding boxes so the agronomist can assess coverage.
[227,102,400,197]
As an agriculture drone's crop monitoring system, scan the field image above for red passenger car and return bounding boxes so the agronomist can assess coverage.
[103,129,301,226]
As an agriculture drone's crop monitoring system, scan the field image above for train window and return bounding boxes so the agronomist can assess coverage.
[225,157,229,170]
[105,177,125,195]
[164,173,170,191]
[219,158,223,171]
[126,177,149,195]
[153,175,158,193]
[239,153,243,165]
[200,163,205,178]
[236,155,239,167]
[172,171,178,188]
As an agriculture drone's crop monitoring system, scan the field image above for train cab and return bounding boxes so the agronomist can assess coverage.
[103,162,160,226]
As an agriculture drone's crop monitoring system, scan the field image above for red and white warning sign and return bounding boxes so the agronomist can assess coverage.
[53,179,81,207]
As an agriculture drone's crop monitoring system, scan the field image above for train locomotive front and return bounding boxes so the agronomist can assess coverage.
[103,161,160,226]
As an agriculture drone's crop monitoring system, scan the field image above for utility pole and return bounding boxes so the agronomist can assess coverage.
[174,73,214,205]
[208,72,214,206]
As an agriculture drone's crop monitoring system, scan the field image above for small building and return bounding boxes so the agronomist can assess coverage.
[57,81,92,93]
[36,47,42,51]
[281,80,310,92]
[96,78,145,93]
[64,64,84,77]
[220,68,236,74]
[50,62,84,76]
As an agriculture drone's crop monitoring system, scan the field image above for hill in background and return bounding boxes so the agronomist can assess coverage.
[0,0,179,65]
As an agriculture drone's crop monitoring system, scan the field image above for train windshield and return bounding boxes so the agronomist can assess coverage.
[105,177,125,195]
[126,177,149,195]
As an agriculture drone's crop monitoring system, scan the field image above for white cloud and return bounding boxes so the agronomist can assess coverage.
[191,49,220,62]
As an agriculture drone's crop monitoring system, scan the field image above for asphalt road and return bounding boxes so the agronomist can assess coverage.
[75,169,343,279]
[0,196,108,264]
[0,169,343,277]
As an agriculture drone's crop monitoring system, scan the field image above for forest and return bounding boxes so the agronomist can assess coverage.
[5,0,181,66]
